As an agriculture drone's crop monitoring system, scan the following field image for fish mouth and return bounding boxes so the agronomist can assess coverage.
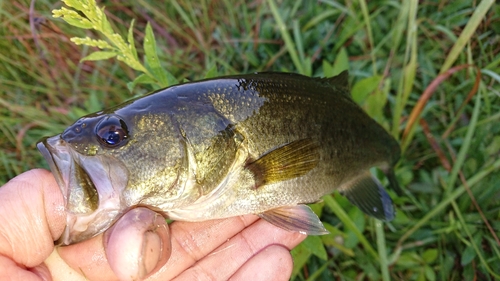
[38,136,81,203]
[37,136,129,245]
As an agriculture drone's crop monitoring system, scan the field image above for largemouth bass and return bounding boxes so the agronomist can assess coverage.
[37,71,401,245]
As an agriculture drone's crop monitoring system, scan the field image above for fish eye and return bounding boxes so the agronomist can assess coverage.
[95,115,129,148]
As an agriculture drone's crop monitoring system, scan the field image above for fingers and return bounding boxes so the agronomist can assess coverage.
[147,215,259,279]
[52,207,171,281]
[0,169,65,271]
[46,231,115,281]
[229,245,293,281]
[53,213,258,280]
[0,255,48,281]
[166,218,305,281]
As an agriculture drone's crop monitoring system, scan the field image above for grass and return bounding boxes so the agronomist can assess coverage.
[1,0,500,280]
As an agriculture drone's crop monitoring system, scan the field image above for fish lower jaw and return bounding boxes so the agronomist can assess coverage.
[57,203,122,245]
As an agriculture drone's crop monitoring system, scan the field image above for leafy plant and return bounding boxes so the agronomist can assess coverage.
[52,0,177,90]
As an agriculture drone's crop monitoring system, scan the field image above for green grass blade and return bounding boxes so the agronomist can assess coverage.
[358,0,376,74]
[375,220,390,281]
[392,0,418,138]
[266,0,305,74]
[444,89,482,193]
[324,195,379,260]
[439,0,495,73]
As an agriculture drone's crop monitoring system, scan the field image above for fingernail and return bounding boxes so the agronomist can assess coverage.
[139,213,171,279]
[141,231,161,276]
[30,264,52,281]
[104,208,171,281]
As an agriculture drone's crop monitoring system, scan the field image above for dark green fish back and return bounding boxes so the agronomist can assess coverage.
[173,71,401,215]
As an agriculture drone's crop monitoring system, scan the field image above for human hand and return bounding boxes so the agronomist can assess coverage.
[0,169,306,281]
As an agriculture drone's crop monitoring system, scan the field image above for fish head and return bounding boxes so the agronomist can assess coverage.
[38,108,187,245]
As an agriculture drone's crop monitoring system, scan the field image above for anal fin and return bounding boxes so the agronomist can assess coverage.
[341,170,395,221]
[246,138,320,187]
[258,205,329,235]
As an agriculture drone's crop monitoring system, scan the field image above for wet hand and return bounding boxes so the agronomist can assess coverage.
[0,169,306,280]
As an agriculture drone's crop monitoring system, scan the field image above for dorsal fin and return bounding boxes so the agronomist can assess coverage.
[327,70,349,87]
[314,70,351,98]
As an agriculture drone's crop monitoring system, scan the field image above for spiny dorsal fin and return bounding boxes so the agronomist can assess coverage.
[326,70,349,87]
[245,138,320,188]
[340,170,395,221]
[258,205,329,235]
[314,70,350,98]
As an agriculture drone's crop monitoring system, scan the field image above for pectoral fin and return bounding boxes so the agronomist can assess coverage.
[341,171,395,221]
[258,205,329,235]
[246,138,320,187]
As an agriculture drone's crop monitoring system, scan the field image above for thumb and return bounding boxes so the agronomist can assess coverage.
[56,207,171,281]
[104,207,171,280]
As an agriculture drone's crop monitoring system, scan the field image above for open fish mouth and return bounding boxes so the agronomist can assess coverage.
[37,136,73,202]
[37,135,129,245]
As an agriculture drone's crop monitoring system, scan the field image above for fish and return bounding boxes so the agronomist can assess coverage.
[37,71,401,245]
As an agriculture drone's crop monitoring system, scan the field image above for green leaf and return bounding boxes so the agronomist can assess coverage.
[422,248,438,263]
[99,7,114,35]
[461,245,477,265]
[144,22,169,87]
[62,0,85,11]
[322,60,334,77]
[393,209,410,224]
[144,23,179,87]
[63,16,93,29]
[80,51,117,62]
[204,64,218,79]
[85,91,101,113]
[164,71,178,87]
[416,270,426,281]
[303,56,312,77]
[291,242,311,278]
[69,107,91,120]
[344,207,365,248]
[309,200,324,217]
[332,47,349,75]
[364,77,389,122]
[351,75,382,104]
[424,265,436,281]
[397,252,420,268]
[126,74,157,92]
[302,235,327,260]
[71,37,112,49]
[128,19,139,62]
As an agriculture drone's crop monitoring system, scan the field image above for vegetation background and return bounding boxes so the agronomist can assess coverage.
[1,0,499,280]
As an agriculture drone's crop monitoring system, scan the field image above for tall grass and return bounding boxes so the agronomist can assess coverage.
[1,0,499,280]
